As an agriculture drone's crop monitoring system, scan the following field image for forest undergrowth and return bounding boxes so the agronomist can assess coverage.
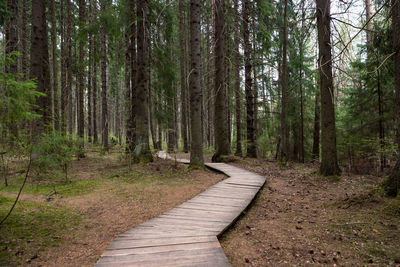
[0,148,224,266]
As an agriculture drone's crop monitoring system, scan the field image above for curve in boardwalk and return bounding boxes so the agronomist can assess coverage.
[95,151,266,267]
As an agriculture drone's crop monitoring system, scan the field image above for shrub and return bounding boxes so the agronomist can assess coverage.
[31,133,80,182]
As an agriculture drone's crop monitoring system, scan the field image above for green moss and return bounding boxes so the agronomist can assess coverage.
[0,179,101,197]
[0,195,81,266]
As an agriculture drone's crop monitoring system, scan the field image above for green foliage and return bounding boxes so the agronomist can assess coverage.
[0,52,43,128]
[31,133,80,181]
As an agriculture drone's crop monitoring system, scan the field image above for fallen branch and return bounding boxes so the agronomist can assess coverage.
[0,150,33,227]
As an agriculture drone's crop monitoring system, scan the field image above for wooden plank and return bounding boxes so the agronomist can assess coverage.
[96,152,266,267]
[97,247,226,264]
[96,252,230,267]
[106,239,220,254]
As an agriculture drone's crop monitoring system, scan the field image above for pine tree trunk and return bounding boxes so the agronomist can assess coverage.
[21,0,28,78]
[134,0,152,162]
[60,0,67,134]
[165,0,175,153]
[179,0,189,153]
[100,0,109,151]
[128,0,137,152]
[316,0,340,175]
[77,0,86,157]
[67,0,73,135]
[279,0,289,161]
[6,0,19,140]
[189,0,204,167]
[50,0,59,131]
[384,0,400,196]
[92,0,99,144]
[243,0,256,158]
[206,8,213,148]
[312,90,320,160]
[125,26,132,150]
[233,0,242,156]
[30,0,51,136]
[88,1,93,143]
[212,0,230,161]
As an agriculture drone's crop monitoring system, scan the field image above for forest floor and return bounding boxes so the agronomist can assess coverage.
[0,148,225,266]
[1,150,399,266]
[172,153,400,267]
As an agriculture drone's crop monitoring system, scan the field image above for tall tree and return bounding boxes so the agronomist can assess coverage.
[88,0,93,143]
[5,0,19,139]
[179,0,189,153]
[30,0,51,135]
[50,0,59,131]
[127,0,137,153]
[233,0,242,156]
[66,0,73,134]
[243,0,256,158]
[165,0,175,153]
[384,0,400,196]
[134,0,152,162]
[100,0,109,150]
[212,0,230,161]
[92,0,99,143]
[316,0,340,175]
[279,0,289,161]
[189,0,204,167]
[77,0,86,157]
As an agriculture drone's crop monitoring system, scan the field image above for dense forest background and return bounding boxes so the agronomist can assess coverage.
[0,0,399,195]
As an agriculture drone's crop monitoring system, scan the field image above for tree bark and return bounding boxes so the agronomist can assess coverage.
[134,0,152,162]
[60,0,66,134]
[78,0,86,157]
[279,0,289,161]
[189,0,204,167]
[233,0,242,156]
[30,0,51,136]
[21,0,28,78]
[243,0,256,158]
[179,0,189,153]
[50,0,59,131]
[66,0,73,135]
[92,0,99,144]
[316,0,341,175]
[384,0,400,196]
[212,0,230,162]
[127,0,137,152]
[88,0,93,143]
[100,0,109,151]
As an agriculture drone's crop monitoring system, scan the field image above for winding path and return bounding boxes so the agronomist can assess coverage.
[95,152,266,266]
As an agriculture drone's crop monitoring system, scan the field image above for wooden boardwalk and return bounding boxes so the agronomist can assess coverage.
[95,152,266,267]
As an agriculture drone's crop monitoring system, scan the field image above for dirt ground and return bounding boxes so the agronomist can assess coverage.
[2,151,400,266]
[0,150,225,267]
[218,157,400,266]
